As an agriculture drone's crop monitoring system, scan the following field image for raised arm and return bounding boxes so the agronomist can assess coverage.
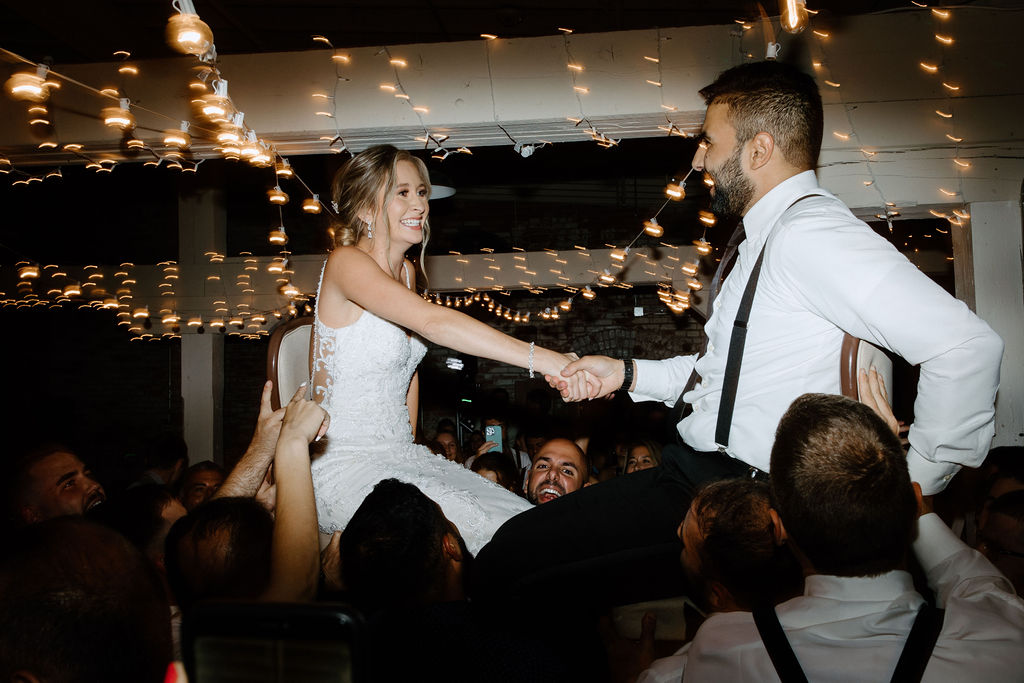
[261,393,329,602]
[215,381,285,500]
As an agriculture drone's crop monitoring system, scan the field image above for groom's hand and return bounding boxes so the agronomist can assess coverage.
[548,355,624,400]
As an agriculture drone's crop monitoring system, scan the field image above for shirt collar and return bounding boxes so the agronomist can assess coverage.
[804,569,918,602]
[740,170,819,243]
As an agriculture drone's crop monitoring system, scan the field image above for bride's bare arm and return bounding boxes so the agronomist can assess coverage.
[323,247,584,388]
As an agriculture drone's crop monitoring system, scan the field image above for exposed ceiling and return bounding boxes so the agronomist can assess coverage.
[2,0,929,65]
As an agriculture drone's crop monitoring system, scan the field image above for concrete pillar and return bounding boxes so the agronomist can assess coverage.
[182,333,224,464]
[969,198,1024,447]
[178,185,227,463]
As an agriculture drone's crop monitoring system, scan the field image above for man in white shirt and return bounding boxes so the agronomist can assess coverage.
[476,60,1003,609]
[678,393,1024,682]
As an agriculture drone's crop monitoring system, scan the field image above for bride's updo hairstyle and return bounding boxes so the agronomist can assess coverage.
[330,145,432,258]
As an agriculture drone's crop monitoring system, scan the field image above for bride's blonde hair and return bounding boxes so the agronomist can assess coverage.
[330,145,432,270]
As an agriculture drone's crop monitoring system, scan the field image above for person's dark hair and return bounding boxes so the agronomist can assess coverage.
[340,479,461,614]
[989,490,1024,529]
[692,479,802,611]
[1,442,77,526]
[985,446,1024,489]
[699,60,823,170]
[144,432,188,470]
[435,417,457,435]
[164,497,273,611]
[471,452,519,491]
[771,393,916,577]
[92,484,177,557]
[182,459,225,479]
[0,517,171,683]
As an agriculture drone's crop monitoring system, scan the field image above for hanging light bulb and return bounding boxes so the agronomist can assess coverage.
[166,12,214,56]
[0,155,11,173]
[268,226,288,245]
[250,143,272,167]
[240,131,260,159]
[665,182,685,200]
[164,121,191,150]
[267,186,289,205]
[102,98,135,131]
[581,286,596,300]
[194,80,232,123]
[681,262,699,277]
[17,263,40,279]
[686,277,703,291]
[643,218,663,237]
[5,65,51,103]
[695,238,712,255]
[598,269,616,284]
[779,0,809,33]
[63,282,82,297]
[610,248,628,262]
[217,124,241,145]
[559,299,572,311]
[275,159,293,179]
[302,195,322,214]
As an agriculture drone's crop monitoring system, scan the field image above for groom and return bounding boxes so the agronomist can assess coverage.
[473,60,1003,608]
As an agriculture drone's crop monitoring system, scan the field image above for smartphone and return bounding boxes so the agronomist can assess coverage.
[183,601,366,683]
[484,424,503,453]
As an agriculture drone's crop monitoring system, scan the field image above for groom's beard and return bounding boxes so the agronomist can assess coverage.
[708,147,755,220]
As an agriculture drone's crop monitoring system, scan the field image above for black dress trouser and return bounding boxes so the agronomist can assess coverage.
[472,442,767,611]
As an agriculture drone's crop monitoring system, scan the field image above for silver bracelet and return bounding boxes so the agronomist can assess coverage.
[528,341,535,378]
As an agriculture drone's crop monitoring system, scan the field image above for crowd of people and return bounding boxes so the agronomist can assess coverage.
[2,59,1021,682]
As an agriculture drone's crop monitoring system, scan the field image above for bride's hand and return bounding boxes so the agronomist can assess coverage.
[551,352,596,402]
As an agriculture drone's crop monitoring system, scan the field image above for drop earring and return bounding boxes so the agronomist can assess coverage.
[366,219,373,239]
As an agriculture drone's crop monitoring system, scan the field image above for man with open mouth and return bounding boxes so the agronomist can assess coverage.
[524,438,589,506]
[5,444,107,525]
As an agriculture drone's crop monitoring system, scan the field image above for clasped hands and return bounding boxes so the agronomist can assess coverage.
[547,354,623,402]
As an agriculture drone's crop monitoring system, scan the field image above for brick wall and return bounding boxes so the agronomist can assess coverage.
[418,286,703,440]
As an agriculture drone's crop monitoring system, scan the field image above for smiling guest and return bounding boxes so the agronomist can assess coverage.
[525,438,589,505]
[3,443,106,526]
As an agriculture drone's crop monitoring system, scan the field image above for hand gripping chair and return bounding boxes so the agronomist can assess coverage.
[266,317,314,410]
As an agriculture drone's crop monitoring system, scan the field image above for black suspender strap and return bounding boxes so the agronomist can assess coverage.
[753,607,809,683]
[712,193,821,450]
[753,603,945,683]
[714,241,767,449]
[890,604,945,683]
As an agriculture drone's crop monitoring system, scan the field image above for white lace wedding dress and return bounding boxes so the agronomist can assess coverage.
[310,263,532,555]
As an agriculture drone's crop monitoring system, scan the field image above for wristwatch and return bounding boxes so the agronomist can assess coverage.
[619,359,634,392]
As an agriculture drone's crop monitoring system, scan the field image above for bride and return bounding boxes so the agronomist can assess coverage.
[310,145,586,554]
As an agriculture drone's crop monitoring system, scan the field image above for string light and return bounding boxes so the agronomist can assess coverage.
[4,65,51,102]
[102,98,135,130]
[275,159,294,178]
[643,219,663,237]
[302,195,322,214]
[166,8,215,58]
[163,122,191,150]
[268,227,288,245]
[267,186,289,205]
[780,0,809,34]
